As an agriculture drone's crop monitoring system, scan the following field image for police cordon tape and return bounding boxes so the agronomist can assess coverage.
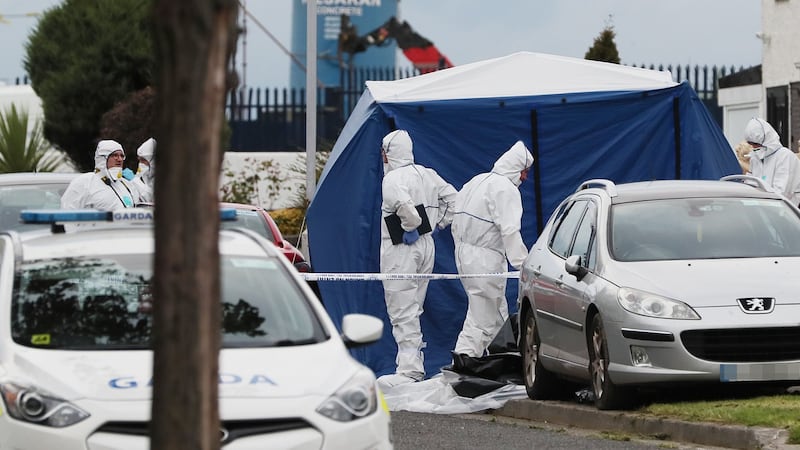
[299,271,520,281]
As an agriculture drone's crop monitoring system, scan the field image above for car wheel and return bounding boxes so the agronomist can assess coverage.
[521,310,571,400]
[589,314,634,410]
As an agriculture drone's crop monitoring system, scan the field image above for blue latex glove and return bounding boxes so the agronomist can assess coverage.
[122,168,135,181]
[402,229,420,245]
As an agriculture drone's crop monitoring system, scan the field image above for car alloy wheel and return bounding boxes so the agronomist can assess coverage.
[521,309,571,400]
[589,314,633,410]
[522,312,538,391]
[590,316,608,400]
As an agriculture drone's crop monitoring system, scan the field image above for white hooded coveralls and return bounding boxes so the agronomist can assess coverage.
[744,118,800,206]
[133,138,156,203]
[61,140,141,210]
[451,140,533,357]
[380,130,457,380]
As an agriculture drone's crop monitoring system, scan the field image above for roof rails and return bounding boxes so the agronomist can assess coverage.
[576,179,618,197]
[720,174,778,194]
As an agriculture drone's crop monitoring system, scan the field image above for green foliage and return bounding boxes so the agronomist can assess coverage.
[220,157,290,208]
[100,86,155,172]
[269,207,305,237]
[24,0,155,171]
[99,86,232,172]
[219,149,330,236]
[287,148,330,209]
[0,104,60,173]
[585,18,621,64]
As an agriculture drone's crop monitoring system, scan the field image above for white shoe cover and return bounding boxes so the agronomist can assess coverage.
[377,373,419,392]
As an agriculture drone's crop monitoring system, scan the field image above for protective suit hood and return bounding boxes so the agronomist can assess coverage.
[136,138,156,163]
[744,118,782,159]
[382,130,414,172]
[136,138,157,179]
[94,140,125,182]
[492,140,534,187]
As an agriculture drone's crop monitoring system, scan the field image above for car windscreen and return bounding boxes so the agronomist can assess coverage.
[610,197,800,261]
[10,254,327,350]
[221,210,277,244]
[0,184,68,230]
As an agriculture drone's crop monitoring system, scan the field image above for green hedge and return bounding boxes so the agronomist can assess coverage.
[269,207,305,237]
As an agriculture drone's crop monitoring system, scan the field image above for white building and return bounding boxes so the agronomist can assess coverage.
[0,84,44,125]
[718,0,800,150]
[0,84,76,172]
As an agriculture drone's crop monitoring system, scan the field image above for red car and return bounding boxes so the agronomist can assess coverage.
[220,202,309,272]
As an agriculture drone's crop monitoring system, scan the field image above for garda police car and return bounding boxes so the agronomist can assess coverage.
[0,209,392,449]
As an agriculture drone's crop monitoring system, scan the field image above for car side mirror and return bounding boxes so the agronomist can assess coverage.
[341,313,383,348]
[565,254,588,281]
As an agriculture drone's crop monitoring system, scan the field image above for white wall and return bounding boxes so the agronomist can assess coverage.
[761,0,800,89]
[220,152,308,210]
[718,84,762,146]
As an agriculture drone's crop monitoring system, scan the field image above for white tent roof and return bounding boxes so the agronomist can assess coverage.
[366,51,677,102]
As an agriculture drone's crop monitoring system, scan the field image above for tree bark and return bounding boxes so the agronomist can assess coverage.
[150,1,238,449]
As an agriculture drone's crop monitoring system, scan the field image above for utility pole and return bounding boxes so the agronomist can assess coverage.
[306,0,317,203]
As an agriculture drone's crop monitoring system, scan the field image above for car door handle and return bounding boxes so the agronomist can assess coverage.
[531,267,541,277]
[554,276,564,287]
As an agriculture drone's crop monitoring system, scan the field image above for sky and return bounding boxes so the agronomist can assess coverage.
[1,0,763,88]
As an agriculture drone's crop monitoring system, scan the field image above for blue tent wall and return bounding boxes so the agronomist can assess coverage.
[307,81,740,378]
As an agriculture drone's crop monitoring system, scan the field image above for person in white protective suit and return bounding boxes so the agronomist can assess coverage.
[377,129,458,389]
[744,117,800,206]
[61,140,142,209]
[132,138,156,203]
[451,140,534,358]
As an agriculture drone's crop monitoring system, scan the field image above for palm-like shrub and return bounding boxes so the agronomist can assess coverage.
[0,104,60,173]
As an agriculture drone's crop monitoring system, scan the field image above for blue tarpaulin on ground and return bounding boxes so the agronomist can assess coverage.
[306,52,741,378]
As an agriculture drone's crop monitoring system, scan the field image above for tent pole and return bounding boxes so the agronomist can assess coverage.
[530,109,544,235]
[673,97,681,179]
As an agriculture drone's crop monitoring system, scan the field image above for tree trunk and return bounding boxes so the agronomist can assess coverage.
[150,1,238,449]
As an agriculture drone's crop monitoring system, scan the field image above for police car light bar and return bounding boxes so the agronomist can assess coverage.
[21,208,238,224]
[20,209,112,223]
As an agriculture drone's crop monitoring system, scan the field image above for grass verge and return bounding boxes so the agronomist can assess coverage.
[640,394,800,444]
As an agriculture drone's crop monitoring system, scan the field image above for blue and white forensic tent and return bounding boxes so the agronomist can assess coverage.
[306,52,740,378]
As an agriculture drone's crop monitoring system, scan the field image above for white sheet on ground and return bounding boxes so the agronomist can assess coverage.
[380,369,528,414]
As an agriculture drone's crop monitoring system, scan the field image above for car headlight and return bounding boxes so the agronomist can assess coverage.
[617,287,700,320]
[316,367,378,422]
[0,382,90,427]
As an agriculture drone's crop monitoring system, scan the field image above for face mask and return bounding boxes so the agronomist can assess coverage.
[137,164,149,175]
[107,167,122,179]
[751,147,766,161]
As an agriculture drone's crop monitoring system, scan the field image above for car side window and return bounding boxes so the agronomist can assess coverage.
[549,200,588,258]
[570,201,597,269]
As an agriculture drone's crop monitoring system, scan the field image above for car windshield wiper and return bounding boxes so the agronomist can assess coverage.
[272,337,318,347]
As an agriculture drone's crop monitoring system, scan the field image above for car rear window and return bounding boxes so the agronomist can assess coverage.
[610,197,800,261]
[222,210,277,244]
[10,253,326,350]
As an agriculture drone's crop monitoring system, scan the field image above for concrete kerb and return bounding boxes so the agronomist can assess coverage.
[492,399,797,450]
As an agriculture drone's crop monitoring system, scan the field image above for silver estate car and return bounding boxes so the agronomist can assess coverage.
[517,175,800,410]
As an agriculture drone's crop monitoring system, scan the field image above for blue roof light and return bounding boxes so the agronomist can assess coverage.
[20,209,111,223]
[220,208,237,221]
[21,207,238,224]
